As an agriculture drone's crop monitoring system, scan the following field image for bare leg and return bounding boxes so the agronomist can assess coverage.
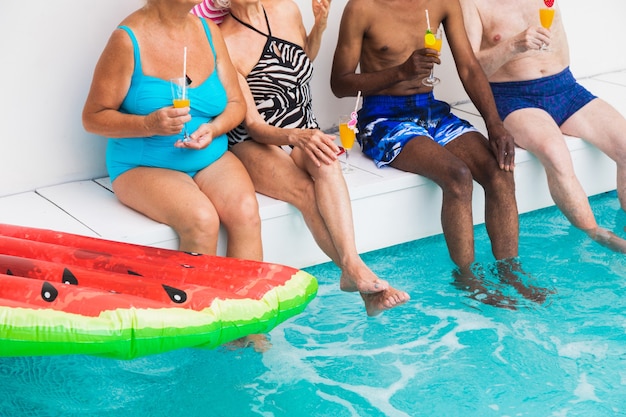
[391,136,476,270]
[561,98,626,212]
[232,141,409,316]
[194,152,263,260]
[391,134,524,309]
[113,167,222,254]
[445,132,519,260]
[507,107,626,253]
[112,154,263,260]
[293,147,389,292]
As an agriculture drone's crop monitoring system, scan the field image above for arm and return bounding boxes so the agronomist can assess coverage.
[303,0,330,61]
[446,1,515,170]
[237,74,340,167]
[82,27,203,140]
[82,29,166,138]
[182,21,246,149]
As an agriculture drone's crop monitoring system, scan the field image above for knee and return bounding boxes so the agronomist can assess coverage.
[485,168,515,195]
[179,206,221,243]
[230,192,262,230]
[313,159,343,181]
[441,164,474,200]
[218,193,261,231]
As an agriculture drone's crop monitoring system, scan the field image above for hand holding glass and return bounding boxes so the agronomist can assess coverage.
[170,77,191,142]
[422,27,443,87]
[339,115,357,173]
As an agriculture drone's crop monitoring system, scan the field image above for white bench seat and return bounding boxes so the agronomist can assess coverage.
[1,71,625,268]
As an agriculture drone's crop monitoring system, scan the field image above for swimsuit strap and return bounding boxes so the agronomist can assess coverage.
[199,17,218,66]
[117,26,142,75]
[229,7,272,38]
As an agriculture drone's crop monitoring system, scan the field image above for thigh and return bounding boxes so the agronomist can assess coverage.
[444,131,505,184]
[112,167,213,226]
[390,135,470,184]
[230,141,312,202]
[561,98,626,159]
[505,108,572,167]
[193,151,258,217]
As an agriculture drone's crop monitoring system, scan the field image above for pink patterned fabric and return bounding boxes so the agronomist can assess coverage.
[191,0,229,24]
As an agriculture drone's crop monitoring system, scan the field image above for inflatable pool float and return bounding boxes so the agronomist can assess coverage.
[0,224,317,359]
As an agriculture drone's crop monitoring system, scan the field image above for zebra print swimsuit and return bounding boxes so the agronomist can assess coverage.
[226,8,319,146]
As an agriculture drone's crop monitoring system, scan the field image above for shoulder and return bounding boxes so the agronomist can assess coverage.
[264,0,302,20]
[458,0,484,16]
[344,0,376,15]
[105,24,135,54]
[458,0,481,25]
[340,0,378,31]
[195,14,221,40]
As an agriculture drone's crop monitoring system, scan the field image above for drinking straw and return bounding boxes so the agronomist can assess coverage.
[425,9,431,30]
[353,91,361,114]
[348,91,361,131]
[182,46,188,100]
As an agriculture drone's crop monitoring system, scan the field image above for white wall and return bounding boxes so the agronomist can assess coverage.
[1,0,624,196]
[0,0,143,196]
[306,0,626,117]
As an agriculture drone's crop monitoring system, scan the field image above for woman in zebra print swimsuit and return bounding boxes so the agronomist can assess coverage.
[218,0,409,316]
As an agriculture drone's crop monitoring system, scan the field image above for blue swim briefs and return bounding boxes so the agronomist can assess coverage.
[357,92,478,167]
[489,67,596,126]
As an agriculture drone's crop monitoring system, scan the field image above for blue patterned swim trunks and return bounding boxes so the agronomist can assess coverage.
[489,66,596,126]
[357,92,478,167]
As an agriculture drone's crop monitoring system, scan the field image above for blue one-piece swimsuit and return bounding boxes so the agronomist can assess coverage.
[107,18,228,182]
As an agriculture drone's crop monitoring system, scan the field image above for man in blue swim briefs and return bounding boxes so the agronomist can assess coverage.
[330,0,546,307]
[461,0,626,253]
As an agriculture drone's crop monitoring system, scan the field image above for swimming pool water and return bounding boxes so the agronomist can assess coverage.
[1,191,626,416]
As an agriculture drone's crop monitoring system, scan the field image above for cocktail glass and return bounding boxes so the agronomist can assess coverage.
[539,8,555,50]
[339,115,357,173]
[170,77,191,142]
[422,26,443,87]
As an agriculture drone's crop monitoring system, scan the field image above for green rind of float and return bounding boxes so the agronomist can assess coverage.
[0,270,317,359]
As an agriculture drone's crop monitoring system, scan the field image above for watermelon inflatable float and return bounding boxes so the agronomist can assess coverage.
[0,224,317,359]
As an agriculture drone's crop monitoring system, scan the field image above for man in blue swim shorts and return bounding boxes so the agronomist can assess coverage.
[461,0,626,253]
[331,0,548,308]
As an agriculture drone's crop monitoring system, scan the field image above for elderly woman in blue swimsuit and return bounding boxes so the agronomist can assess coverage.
[214,0,410,316]
[82,0,262,260]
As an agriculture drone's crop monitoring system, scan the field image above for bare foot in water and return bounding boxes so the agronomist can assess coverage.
[339,262,389,293]
[360,286,410,316]
[495,258,555,305]
[586,227,626,254]
[227,334,272,353]
[452,267,518,310]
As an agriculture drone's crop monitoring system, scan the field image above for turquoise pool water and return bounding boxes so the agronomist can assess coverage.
[1,191,626,416]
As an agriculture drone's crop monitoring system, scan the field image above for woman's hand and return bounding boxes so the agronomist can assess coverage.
[312,0,330,30]
[292,128,340,166]
[146,106,191,136]
[174,122,216,149]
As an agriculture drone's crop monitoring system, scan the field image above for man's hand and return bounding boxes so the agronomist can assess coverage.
[513,26,551,52]
[487,123,516,171]
[398,49,441,82]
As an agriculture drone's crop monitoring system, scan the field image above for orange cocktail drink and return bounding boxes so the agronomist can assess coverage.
[539,8,555,29]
